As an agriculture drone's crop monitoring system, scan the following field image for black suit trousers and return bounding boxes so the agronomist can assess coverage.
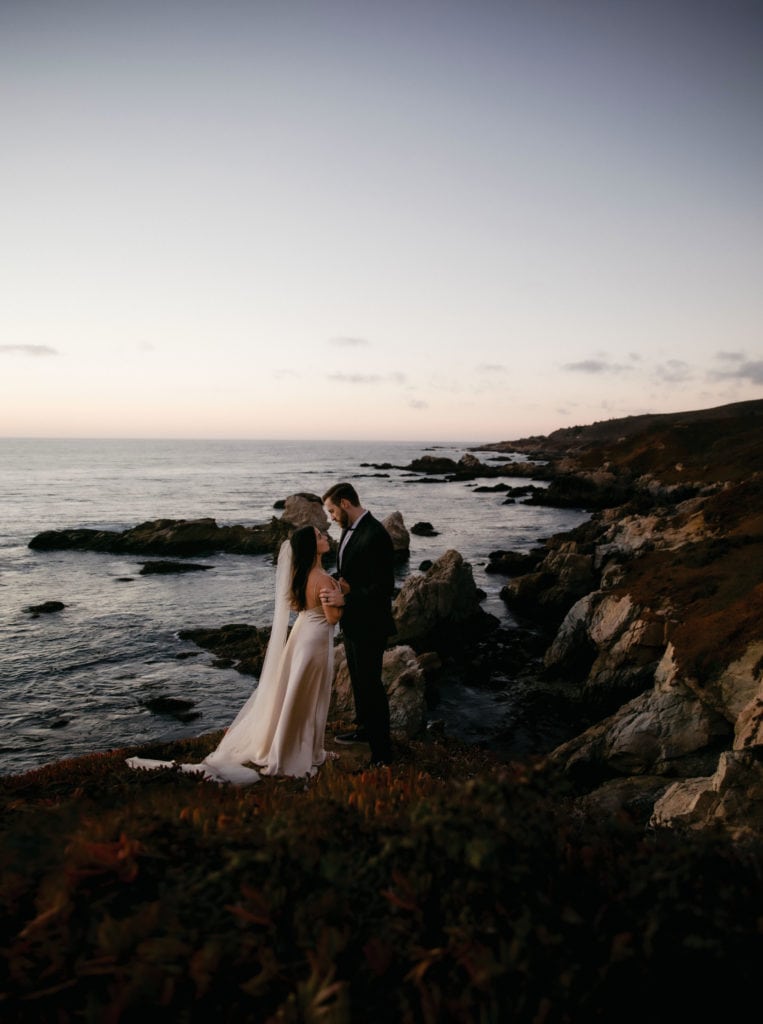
[343,628,391,763]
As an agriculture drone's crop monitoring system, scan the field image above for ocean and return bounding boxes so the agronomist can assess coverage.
[0,438,590,776]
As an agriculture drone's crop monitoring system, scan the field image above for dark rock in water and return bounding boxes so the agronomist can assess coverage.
[141,696,200,723]
[115,577,135,583]
[419,560,433,571]
[179,623,271,677]
[26,600,65,616]
[139,561,213,575]
[485,549,545,575]
[411,521,439,536]
[28,516,289,557]
[473,483,510,493]
[406,455,459,474]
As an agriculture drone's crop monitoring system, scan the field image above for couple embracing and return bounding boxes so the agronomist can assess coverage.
[127,482,395,784]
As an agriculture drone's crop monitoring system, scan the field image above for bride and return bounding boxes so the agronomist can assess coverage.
[126,526,343,785]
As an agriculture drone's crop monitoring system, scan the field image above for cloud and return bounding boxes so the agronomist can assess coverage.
[0,344,59,356]
[327,372,406,385]
[477,363,507,373]
[655,359,692,383]
[562,358,633,375]
[710,359,763,385]
[409,399,428,409]
[328,372,383,384]
[329,336,369,347]
[715,351,745,362]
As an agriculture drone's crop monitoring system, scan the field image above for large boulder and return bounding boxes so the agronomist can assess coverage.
[650,750,763,840]
[331,644,426,739]
[382,510,410,561]
[392,549,483,646]
[543,591,667,708]
[282,493,329,531]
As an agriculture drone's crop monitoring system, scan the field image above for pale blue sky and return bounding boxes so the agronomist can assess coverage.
[1,0,761,441]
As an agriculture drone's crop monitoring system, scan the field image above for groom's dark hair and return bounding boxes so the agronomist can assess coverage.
[322,482,359,506]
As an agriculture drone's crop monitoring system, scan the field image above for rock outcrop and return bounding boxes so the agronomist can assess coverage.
[28,517,288,557]
[485,399,763,841]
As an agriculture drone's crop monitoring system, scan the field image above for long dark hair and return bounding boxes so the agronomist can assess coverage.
[289,526,318,611]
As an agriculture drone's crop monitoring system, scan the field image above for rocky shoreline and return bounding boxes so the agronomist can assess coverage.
[27,399,763,840]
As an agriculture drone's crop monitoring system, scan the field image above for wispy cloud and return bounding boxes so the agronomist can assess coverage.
[0,344,59,356]
[477,363,507,373]
[409,398,428,409]
[715,351,745,362]
[562,358,633,374]
[328,372,383,384]
[710,359,763,385]
[329,336,369,347]
[327,372,406,385]
[655,359,692,383]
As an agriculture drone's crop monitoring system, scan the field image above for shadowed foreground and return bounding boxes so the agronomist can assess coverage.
[1,730,760,1023]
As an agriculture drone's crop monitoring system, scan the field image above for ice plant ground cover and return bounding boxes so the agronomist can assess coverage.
[1,730,760,1023]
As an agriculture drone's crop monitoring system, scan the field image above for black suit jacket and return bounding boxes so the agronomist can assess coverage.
[338,512,395,640]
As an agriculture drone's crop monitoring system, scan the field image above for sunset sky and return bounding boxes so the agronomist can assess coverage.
[1,0,761,442]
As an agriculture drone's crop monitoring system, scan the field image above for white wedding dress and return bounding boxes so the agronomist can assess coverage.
[126,541,337,785]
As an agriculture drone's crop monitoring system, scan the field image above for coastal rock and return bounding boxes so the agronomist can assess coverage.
[282,493,329,531]
[486,401,763,839]
[543,591,667,708]
[26,493,334,560]
[178,623,271,676]
[406,455,458,475]
[139,561,213,574]
[485,548,545,576]
[29,517,287,557]
[382,510,410,560]
[548,681,731,782]
[331,644,426,739]
[141,695,200,723]
[411,521,439,536]
[403,453,539,482]
[649,750,763,840]
[26,600,66,616]
[392,549,484,647]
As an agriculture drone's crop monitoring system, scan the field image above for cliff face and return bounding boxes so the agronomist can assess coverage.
[491,399,763,841]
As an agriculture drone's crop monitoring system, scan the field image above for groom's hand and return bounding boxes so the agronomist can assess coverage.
[319,586,345,608]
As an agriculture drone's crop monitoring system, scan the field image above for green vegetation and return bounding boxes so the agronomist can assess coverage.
[1,734,760,1022]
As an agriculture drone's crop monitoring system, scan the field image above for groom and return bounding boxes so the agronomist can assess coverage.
[320,482,395,767]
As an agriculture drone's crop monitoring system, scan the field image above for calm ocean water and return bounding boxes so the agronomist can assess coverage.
[0,438,590,776]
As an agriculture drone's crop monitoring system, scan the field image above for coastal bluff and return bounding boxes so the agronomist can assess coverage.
[478,398,763,842]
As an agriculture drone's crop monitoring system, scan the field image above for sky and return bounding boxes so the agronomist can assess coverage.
[1,0,761,442]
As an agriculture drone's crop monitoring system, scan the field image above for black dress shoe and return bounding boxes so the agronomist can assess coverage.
[334,729,369,745]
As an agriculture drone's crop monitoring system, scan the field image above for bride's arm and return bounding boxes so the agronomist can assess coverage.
[318,576,344,625]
